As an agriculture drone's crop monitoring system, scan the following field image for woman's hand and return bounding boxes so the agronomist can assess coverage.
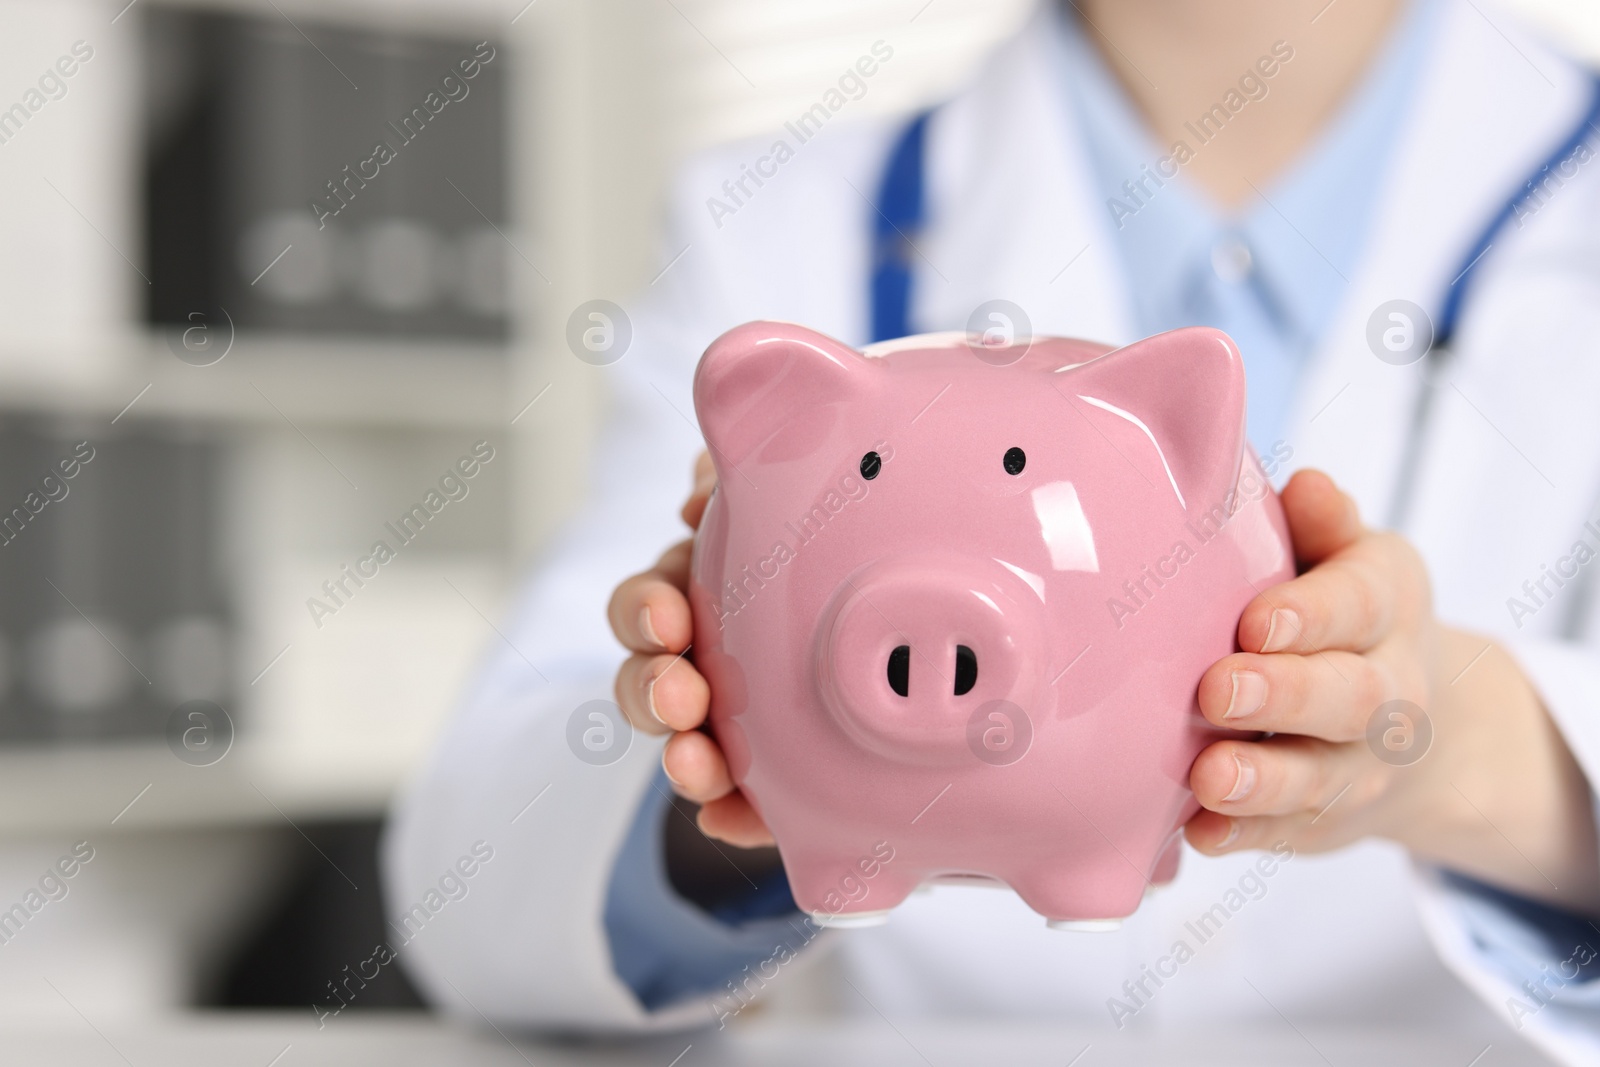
[613,456,1600,912]
[606,453,775,847]
[1185,469,1600,915]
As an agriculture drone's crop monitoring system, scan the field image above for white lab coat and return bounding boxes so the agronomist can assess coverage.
[384,3,1600,1062]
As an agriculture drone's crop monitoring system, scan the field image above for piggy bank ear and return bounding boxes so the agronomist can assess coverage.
[1068,327,1247,512]
[693,321,873,470]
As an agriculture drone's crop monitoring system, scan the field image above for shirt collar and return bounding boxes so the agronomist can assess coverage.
[1048,0,1443,346]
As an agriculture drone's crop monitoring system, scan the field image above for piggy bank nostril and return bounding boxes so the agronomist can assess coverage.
[887,645,910,697]
[954,644,978,696]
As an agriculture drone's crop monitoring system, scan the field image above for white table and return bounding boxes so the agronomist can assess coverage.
[4,1012,1557,1066]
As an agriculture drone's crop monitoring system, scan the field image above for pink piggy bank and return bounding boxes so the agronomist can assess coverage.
[688,321,1294,930]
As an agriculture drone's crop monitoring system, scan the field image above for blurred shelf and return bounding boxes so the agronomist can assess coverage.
[0,331,516,429]
[134,0,517,35]
[0,741,399,835]
[0,557,513,837]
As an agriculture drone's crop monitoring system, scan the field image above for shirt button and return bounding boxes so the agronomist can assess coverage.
[1210,236,1254,284]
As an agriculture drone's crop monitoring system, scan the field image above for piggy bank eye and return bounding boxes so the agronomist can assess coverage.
[1003,447,1026,475]
[860,451,882,480]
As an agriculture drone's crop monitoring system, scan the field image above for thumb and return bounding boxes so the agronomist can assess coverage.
[1280,468,1364,568]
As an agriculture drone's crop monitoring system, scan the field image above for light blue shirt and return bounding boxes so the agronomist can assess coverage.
[1054,0,1440,453]
[603,0,1600,1013]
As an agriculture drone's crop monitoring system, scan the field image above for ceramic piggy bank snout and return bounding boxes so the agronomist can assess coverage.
[821,552,1048,765]
[689,322,1294,930]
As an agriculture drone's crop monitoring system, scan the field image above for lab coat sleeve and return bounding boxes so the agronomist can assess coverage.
[603,767,818,1015]
[379,148,812,1032]
[1411,637,1600,1065]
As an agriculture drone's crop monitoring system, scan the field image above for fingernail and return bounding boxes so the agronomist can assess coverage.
[1217,818,1241,849]
[639,606,663,649]
[1224,670,1267,721]
[645,674,666,726]
[1260,608,1300,653]
[1224,754,1256,802]
[661,748,683,787]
